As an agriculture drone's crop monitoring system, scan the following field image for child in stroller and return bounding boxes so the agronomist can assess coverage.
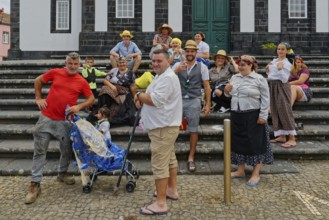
[95,106,112,142]
[68,114,139,193]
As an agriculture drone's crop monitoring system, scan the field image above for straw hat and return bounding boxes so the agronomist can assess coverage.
[157,24,173,35]
[213,50,227,59]
[184,40,198,50]
[120,30,134,38]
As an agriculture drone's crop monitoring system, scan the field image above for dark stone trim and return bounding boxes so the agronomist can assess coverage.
[255,0,268,32]
[182,0,192,32]
[81,0,95,32]
[7,0,21,59]
[230,0,240,32]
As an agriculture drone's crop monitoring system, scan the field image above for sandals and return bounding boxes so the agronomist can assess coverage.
[187,161,196,172]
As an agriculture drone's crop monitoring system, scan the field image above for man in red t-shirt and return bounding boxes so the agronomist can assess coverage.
[25,52,95,204]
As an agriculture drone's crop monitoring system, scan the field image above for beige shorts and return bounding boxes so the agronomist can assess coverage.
[148,126,179,180]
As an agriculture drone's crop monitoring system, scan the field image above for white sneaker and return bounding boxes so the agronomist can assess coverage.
[218,107,230,113]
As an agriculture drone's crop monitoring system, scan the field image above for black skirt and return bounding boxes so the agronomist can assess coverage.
[231,109,267,156]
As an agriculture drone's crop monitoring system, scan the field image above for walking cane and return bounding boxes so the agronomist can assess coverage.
[113,108,141,195]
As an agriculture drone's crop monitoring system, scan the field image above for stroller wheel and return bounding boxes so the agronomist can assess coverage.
[83,183,92,193]
[132,169,140,179]
[126,181,136,193]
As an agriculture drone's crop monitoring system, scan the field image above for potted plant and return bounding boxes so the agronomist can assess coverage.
[260,42,277,55]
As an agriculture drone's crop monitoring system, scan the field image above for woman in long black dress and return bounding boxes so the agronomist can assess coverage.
[224,55,273,186]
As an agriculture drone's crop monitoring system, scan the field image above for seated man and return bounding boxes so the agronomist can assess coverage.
[110,30,142,73]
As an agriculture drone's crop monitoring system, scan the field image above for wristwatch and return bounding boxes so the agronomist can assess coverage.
[136,92,141,99]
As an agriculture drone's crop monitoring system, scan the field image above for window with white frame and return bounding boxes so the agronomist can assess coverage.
[116,0,134,18]
[289,0,307,18]
[56,0,70,30]
[2,31,9,44]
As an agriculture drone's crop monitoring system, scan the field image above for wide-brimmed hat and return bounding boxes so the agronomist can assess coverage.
[213,50,227,59]
[157,24,173,35]
[184,40,198,50]
[120,30,133,38]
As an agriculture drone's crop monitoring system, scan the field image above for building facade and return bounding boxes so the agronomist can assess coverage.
[0,9,10,61]
[8,0,329,59]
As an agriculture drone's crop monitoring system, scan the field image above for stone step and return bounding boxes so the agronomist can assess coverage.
[1,58,329,74]
[0,157,299,176]
[49,54,329,60]
[1,87,329,99]
[0,123,328,141]
[1,77,329,89]
[0,110,328,125]
[2,66,329,79]
[0,139,328,161]
[1,97,328,111]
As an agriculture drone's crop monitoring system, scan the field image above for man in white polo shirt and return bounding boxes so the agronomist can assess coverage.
[134,49,182,216]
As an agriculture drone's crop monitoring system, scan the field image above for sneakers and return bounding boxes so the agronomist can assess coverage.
[24,182,41,204]
[57,172,76,185]
[218,107,230,113]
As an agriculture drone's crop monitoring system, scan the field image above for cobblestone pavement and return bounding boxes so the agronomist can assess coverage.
[1,160,329,220]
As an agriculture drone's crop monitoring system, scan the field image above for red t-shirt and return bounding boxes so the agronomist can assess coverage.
[41,68,93,120]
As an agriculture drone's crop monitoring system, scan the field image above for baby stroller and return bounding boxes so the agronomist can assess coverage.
[67,110,140,194]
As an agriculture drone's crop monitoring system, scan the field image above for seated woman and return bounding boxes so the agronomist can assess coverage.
[149,24,173,58]
[289,56,312,106]
[97,56,137,125]
[194,32,210,67]
[168,37,186,67]
[209,50,238,113]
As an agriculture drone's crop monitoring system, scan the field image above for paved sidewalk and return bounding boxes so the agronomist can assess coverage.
[1,160,329,220]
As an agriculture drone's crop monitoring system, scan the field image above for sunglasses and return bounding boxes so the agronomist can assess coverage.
[185,79,190,89]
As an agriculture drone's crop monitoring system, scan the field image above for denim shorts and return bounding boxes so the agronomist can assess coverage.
[183,98,201,132]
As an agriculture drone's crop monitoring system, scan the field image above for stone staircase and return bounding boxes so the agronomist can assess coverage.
[0,55,329,176]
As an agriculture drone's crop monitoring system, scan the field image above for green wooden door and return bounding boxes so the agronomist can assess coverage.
[192,0,230,54]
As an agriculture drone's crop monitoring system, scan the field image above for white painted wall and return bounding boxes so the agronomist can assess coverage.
[168,0,182,32]
[268,0,281,32]
[20,0,82,51]
[95,0,108,31]
[240,0,255,32]
[316,0,329,32]
[142,0,155,32]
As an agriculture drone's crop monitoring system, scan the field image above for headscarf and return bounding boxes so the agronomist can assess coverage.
[236,55,258,71]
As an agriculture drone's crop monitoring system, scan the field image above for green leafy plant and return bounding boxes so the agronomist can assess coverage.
[261,42,277,49]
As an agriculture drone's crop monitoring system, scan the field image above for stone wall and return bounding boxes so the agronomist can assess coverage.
[230,0,329,55]
[8,0,329,59]
[79,0,193,54]
[7,0,21,59]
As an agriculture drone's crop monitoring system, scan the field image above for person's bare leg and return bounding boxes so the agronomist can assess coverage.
[188,132,198,162]
[231,164,246,177]
[290,85,298,106]
[132,55,142,73]
[166,167,178,199]
[140,178,168,214]
[110,55,117,68]
[270,135,286,143]
[282,135,296,148]
[247,163,261,185]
